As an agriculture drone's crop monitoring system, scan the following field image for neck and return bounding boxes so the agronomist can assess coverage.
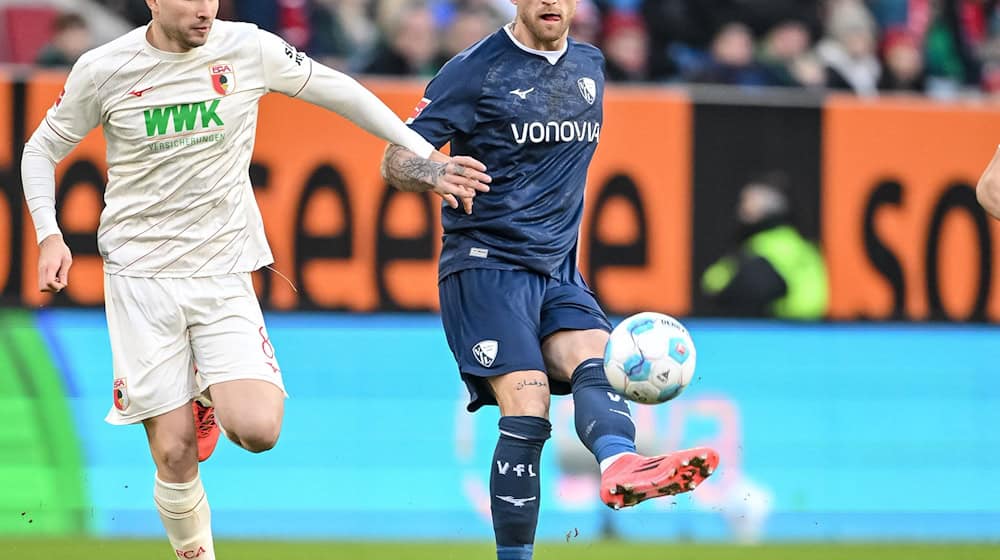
[147,20,190,53]
[511,20,566,51]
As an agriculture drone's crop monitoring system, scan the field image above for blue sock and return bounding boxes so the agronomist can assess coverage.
[491,416,550,560]
[570,358,637,464]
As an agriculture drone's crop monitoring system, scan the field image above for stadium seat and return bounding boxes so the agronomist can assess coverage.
[1,6,59,64]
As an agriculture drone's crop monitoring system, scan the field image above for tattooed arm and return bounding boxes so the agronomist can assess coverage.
[381,144,491,214]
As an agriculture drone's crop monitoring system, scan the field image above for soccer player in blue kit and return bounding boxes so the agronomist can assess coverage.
[382,1,719,557]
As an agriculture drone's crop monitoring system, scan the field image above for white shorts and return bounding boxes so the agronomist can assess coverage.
[104,272,286,425]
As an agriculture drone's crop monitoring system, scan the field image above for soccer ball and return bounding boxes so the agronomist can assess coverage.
[603,312,696,404]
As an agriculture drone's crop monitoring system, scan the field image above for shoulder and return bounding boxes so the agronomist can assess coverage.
[436,29,508,80]
[73,27,147,85]
[206,20,269,55]
[568,38,605,66]
[211,19,262,40]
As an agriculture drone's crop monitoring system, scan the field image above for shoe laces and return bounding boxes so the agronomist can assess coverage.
[196,406,216,438]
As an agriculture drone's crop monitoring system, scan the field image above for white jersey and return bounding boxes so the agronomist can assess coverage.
[23,20,433,278]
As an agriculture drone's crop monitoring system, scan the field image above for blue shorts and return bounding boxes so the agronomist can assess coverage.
[439,267,611,412]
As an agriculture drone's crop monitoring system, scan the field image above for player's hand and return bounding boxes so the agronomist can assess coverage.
[430,152,491,215]
[38,234,72,293]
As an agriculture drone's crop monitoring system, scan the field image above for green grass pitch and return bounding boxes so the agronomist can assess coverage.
[2,540,999,559]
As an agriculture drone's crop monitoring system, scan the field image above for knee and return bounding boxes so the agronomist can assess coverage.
[502,397,550,419]
[152,434,198,479]
[227,415,282,453]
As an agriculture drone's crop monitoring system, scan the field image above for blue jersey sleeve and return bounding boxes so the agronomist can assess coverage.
[407,56,483,149]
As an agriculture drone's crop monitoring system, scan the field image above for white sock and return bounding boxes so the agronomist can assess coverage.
[599,452,638,474]
[154,474,215,560]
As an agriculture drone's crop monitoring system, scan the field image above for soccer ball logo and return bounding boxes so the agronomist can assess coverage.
[603,312,697,404]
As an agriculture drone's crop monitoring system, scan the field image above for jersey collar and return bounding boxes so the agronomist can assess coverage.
[503,22,567,65]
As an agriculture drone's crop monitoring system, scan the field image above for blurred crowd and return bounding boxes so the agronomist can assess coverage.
[13,0,1000,97]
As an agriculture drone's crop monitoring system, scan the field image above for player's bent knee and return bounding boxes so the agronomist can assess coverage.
[543,329,609,382]
[151,435,199,479]
[228,416,282,453]
[241,429,280,453]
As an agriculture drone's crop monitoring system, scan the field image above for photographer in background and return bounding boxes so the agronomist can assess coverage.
[701,172,829,320]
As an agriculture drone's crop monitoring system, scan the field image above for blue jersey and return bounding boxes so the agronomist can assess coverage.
[408,27,605,281]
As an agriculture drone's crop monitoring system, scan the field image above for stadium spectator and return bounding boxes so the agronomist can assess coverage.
[456,0,515,27]
[817,0,882,95]
[435,7,494,68]
[701,172,829,320]
[865,0,910,29]
[25,0,1000,95]
[878,28,927,92]
[95,0,151,26]
[276,0,312,49]
[232,0,279,33]
[309,0,379,72]
[922,0,990,92]
[364,1,439,76]
[758,19,814,86]
[789,52,828,88]
[35,13,91,68]
[570,0,602,45]
[602,11,651,81]
[687,22,770,86]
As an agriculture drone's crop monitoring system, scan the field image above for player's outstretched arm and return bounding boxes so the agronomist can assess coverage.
[977,146,1000,220]
[259,30,438,159]
[381,145,491,214]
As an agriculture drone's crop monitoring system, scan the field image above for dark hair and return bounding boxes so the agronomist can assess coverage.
[53,13,88,34]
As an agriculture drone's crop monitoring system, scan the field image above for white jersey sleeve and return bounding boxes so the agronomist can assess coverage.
[22,54,102,242]
[257,29,434,158]
[257,28,313,97]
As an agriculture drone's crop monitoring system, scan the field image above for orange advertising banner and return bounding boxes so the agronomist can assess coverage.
[13,75,693,314]
[823,96,1000,321]
[0,72,12,300]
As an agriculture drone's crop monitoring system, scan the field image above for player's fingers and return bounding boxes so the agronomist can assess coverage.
[446,182,480,200]
[470,179,490,193]
[446,162,491,187]
[451,155,488,174]
[462,196,474,215]
[446,175,488,195]
[447,165,491,188]
[435,191,459,209]
[40,263,64,292]
[44,280,66,293]
[56,255,72,286]
[456,173,491,191]
[38,262,56,292]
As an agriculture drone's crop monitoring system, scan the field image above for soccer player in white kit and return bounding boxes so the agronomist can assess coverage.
[20,1,490,558]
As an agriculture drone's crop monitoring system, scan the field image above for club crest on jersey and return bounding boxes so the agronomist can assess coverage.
[210,61,235,96]
[113,378,129,411]
[577,77,596,105]
[472,340,498,368]
[406,97,431,124]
